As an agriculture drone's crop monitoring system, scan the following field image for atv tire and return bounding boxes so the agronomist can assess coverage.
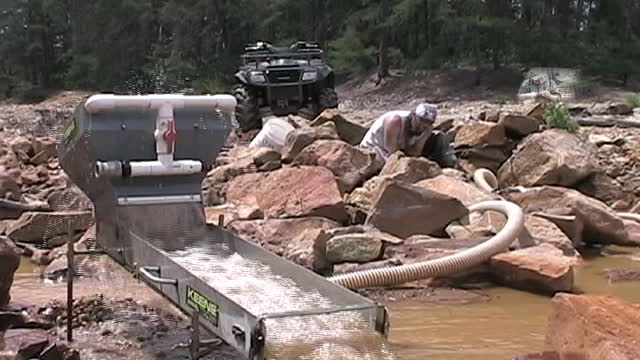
[318,88,339,111]
[232,84,261,132]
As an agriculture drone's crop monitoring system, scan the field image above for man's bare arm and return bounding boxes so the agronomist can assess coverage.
[383,115,403,155]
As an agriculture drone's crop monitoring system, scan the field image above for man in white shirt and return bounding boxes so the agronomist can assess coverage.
[360,103,456,167]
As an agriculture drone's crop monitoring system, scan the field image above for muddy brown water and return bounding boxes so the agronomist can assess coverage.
[10,245,640,360]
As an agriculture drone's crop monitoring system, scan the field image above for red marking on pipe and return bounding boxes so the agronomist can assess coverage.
[164,119,177,153]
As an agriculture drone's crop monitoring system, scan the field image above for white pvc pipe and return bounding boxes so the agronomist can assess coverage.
[84,94,237,114]
[128,160,202,177]
[619,212,640,223]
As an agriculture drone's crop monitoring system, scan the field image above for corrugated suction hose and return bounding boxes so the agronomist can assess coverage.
[328,200,525,289]
[473,168,499,192]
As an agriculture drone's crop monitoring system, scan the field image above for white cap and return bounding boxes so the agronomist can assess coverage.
[415,103,437,123]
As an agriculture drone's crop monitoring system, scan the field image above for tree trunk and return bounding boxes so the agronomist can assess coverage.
[376,38,389,85]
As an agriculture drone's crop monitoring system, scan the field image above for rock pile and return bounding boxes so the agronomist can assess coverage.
[43,295,113,328]
[2,95,640,307]
[204,104,640,296]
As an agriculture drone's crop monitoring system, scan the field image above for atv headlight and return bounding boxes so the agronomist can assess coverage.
[302,71,317,81]
[249,72,266,83]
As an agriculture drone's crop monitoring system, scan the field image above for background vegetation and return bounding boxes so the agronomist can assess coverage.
[1,0,639,100]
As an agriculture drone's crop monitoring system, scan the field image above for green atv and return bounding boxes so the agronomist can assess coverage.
[232,41,339,132]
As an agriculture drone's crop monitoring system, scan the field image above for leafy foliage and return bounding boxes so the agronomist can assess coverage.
[543,103,580,133]
[626,94,640,109]
[0,0,639,99]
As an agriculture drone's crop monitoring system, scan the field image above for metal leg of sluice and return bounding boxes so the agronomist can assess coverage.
[189,311,222,360]
[65,224,107,343]
[66,225,75,342]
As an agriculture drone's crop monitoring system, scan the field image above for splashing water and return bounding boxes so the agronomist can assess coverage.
[169,244,396,360]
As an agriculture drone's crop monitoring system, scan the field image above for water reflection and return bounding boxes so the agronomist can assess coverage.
[11,246,640,360]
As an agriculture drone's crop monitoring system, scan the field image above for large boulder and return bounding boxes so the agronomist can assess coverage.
[545,294,640,360]
[457,146,513,174]
[201,153,257,206]
[623,219,640,246]
[416,175,496,206]
[310,109,368,145]
[464,213,579,257]
[204,204,262,227]
[281,228,326,270]
[507,187,631,246]
[46,186,93,211]
[226,217,340,255]
[5,211,93,247]
[0,146,20,170]
[498,129,597,187]
[366,178,468,238]
[326,233,384,263]
[383,236,492,283]
[514,215,579,257]
[0,236,20,306]
[0,173,20,201]
[417,175,504,240]
[292,140,380,193]
[489,243,575,295]
[576,172,635,209]
[202,165,250,206]
[346,152,442,213]
[281,122,341,162]
[454,121,507,147]
[313,225,402,274]
[498,113,541,137]
[20,165,49,186]
[226,166,348,223]
[378,152,442,181]
[29,136,57,165]
[9,136,34,157]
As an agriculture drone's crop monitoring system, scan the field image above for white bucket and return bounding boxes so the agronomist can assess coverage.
[249,117,295,151]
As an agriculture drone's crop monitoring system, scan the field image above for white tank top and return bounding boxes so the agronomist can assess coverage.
[360,110,410,161]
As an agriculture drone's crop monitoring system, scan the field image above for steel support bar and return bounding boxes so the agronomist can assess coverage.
[66,224,75,342]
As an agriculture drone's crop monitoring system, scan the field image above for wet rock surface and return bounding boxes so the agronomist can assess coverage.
[545,294,640,360]
[0,236,20,306]
[5,295,244,360]
[601,268,640,283]
[507,186,631,246]
[489,244,575,295]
